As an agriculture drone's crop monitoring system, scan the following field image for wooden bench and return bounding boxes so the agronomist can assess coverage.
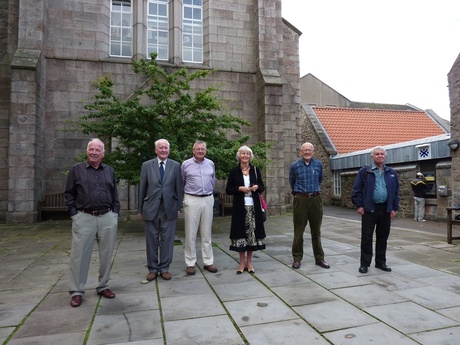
[38,192,67,221]
[446,207,460,244]
[220,192,233,216]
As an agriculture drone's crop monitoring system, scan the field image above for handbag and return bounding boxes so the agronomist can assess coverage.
[260,194,267,222]
[254,167,267,222]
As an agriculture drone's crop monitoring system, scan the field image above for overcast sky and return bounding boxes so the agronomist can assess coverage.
[281,0,460,120]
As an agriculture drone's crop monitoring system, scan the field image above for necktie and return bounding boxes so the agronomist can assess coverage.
[159,161,164,183]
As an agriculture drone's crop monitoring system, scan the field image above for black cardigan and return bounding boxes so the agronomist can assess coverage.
[225,164,266,241]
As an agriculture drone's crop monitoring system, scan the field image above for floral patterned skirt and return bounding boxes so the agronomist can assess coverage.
[230,205,266,252]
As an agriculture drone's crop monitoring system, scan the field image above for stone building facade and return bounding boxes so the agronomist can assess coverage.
[448,53,460,209]
[0,0,303,223]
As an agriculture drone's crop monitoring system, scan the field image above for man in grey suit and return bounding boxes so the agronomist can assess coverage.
[139,139,183,281]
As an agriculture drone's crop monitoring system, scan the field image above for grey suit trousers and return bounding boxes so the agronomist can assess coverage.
[144,202,176,273]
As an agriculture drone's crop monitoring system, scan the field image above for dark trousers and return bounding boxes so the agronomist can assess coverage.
[360,203,391,267]
[292,195,324,262]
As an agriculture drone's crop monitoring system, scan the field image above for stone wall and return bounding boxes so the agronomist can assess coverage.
[6,0,47,223]
[0,0,16,221]
[448,53,460,208]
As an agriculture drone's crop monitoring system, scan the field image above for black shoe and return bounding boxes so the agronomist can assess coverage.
[315,260,330,269]
[292,261,301,269]
[358,266,368,274]
[375,264,391,272]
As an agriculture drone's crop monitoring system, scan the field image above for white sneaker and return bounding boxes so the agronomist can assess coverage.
[420,219,426,222]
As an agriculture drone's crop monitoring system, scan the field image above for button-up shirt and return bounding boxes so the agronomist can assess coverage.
[289,157,323,194]
[65,161,120,216]
[181,157,215,195]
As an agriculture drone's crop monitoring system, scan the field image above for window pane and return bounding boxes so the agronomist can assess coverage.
[111,43,120,56]
[183,48,192,62]
[193,8,201,20]
[149,3,157,15]
[122,28,131,39]
[158,47,168,60]
[112,0,121,11]
[193,50,202,62]
[184,7,192,19]
[159,4,167,16]
[122,43,132,56]
[159,31,168,44]
[111,13,121,26]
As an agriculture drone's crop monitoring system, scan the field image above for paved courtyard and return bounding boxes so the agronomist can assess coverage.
[2,206,460,344]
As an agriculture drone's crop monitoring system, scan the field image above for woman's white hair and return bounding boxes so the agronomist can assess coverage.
[236,145,254,161]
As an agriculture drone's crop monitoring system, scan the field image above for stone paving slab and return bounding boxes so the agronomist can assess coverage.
[272,283,338,307]
[393,285,460,310]
[294,299,376,332]
[225,295,299,327]
[161,293,225,321]
[163,315,243,345]
[7,332,86,345]
[365,301,458,334]
[212,280,274,302]
[333,284,407,308]
[411,326,460,345]
[325,323,419,344]
[87,310,162,345]
[242,319,330,345]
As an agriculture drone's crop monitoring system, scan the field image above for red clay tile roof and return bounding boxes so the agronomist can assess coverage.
[313,107,447,154]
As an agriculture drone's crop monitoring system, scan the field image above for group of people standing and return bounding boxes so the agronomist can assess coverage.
[64,138,267,307]
[64,138,405,308]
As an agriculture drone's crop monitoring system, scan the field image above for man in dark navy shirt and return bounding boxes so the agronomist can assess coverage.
[65,138,120,307]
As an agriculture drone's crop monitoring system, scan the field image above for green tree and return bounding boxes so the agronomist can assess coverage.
[80,54,270,183]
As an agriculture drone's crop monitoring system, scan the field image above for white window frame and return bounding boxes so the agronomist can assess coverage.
[110,0,133,57]
[333,171,342,197]
[182,0,203,63]
[147,0,169,60]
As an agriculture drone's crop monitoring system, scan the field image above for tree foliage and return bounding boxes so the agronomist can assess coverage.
[80,54,270,183]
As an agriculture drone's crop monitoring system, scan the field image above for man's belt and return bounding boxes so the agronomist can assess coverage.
[295,192,320,198]
[186,193,213,197]
[80,208,112,216]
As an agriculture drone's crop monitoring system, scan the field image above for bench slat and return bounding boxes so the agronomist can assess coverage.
[446,208,460,244]
[38,192,67,221]
[220,192,233,216]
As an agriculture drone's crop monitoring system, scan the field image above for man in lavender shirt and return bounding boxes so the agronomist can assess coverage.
[181,140,218,275]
